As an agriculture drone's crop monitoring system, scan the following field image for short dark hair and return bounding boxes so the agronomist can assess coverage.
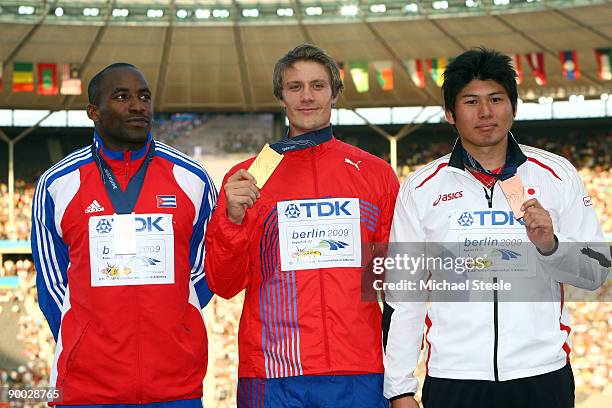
[273,43,344,100]
[87,62,140,104]
[443,47,518,119]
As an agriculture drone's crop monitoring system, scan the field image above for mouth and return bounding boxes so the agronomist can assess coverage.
[475,123,497,132]
[297,108,318,114]
[125,117,150,127]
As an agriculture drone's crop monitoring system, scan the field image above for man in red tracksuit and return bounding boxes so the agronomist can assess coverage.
[205,44,399,407]
[32,63,216,407]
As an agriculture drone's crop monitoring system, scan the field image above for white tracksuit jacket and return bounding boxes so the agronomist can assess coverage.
[383,136,610,399]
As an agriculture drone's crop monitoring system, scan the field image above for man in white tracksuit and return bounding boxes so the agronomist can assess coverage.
[384,47,610,408]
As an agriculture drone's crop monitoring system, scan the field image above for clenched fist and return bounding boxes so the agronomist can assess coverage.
[225,169,260,225]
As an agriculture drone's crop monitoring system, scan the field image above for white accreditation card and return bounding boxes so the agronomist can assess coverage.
[88,213,175,286]
[450,209,535,278]
[277,198,362,272]
[114,213,137,255]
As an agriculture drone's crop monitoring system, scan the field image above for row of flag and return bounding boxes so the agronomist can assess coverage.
[338,48,612,93]
[1,48,611,96]
[0,63,82,95]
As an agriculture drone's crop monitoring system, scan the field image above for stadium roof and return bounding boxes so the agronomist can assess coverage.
[0,0,610,112]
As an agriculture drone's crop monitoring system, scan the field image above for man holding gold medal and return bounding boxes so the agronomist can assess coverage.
[384,48,610,408]
[32,63,216,406]
[205,44,399,407]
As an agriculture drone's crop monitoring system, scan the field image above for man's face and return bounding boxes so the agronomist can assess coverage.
[445,79,515,151]
[87,67,152,149]
[279,60,338,137]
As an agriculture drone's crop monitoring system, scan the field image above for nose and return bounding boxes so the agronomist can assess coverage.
[478,101,493,118]
[129,96,149,113]
[300,85,315,102]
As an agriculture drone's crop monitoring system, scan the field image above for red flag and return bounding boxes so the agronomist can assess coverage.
[525,52,546,86]
[37,63,58,95]
[404,59,425,89]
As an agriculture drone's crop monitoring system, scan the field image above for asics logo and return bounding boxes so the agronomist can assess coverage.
[433,191,463,207]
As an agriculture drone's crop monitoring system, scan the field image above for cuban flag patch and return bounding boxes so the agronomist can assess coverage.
[156,195,177,208]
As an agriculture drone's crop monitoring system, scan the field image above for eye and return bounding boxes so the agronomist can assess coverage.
[491,96,504,103]
[140,94,151,101]
[114,93,128,100]
[464,99,477,105]
[287,84,301,92]
[312,82,325,90]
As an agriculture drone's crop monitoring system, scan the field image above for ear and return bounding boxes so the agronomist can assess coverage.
[86,104,99,122]
[445,109,455,125]
[278,96,287,110]
[331,93,339,107]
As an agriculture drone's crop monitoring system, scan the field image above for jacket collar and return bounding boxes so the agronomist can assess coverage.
[270,124,333,154]
[93,130,152,161]
[448,132,527,171]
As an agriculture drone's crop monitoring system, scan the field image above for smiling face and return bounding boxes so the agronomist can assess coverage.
[86,67,152,151]
[445,79,515,153]
[279,60,338,138]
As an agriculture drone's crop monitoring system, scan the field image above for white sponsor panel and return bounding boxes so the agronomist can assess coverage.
[277,198,361,271]
[88,213,174,286]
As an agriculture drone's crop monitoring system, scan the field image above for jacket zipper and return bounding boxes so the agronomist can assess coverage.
[483,185,500,382]
[311,147,331,371]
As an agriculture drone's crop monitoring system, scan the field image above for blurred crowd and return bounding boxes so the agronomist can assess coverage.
[0,133,609,405]
[0,258,54,407]
[0,180,34,241]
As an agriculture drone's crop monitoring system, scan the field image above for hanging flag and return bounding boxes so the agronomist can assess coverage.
[349,61,369,93]
[37,63,58,95]
[512,54,523,85]
[12,62,34,92]
[336,61,345,82]
[525,52,546,86]
[559,50,580,80]
[404,59,425,89]
[373,61,394,91]
[60,63,82,95]
[594,48,612,80]
[426,58,447,87]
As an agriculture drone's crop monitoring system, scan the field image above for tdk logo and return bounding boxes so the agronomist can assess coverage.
[457,212,474,226]
[135,216,164,232]
[96,219,113,234]
[285,204,301,219]
[433,191,463,207]
[458,210,524,227]
[286,200,352,219]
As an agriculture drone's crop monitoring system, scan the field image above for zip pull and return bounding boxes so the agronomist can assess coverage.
[483,185,494,208]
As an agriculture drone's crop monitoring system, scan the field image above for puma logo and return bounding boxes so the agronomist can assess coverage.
[344,158,362,171]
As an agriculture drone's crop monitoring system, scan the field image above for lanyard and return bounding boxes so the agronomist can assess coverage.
[91,141,155,214]
[269,124,333,154]
[461,140,517,181]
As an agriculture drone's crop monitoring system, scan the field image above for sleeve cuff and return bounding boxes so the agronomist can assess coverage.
[390,393,415,401]
[537,235,559,256]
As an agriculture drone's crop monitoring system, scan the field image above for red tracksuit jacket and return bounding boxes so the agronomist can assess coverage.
[31,133,216,404]
[205,128,399,379]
